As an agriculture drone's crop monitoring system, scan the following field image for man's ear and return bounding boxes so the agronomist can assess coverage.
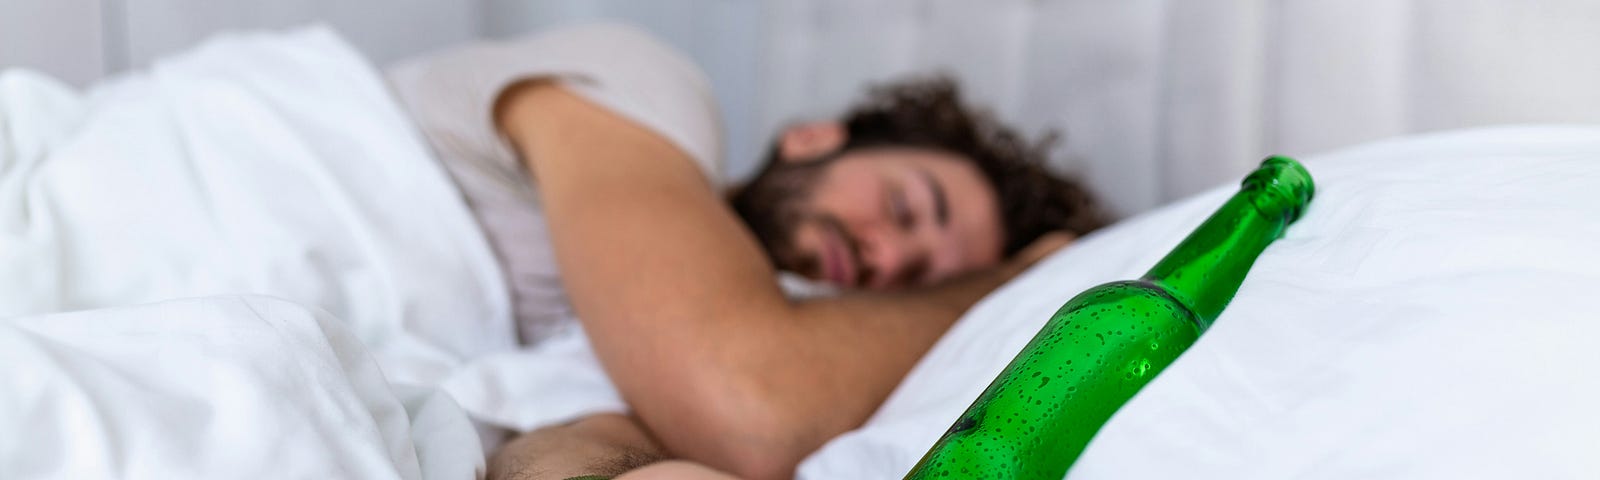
[778,121,846,163]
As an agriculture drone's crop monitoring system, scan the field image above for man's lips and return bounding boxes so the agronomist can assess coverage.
[820,227,856,288]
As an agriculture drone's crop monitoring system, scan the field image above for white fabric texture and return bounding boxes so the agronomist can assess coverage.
[798,125,1600,478]
[387,22,724,345]
[0,24,688,465]
[0,26,513,387]
[0,296,481,479]
[0,27,505,478]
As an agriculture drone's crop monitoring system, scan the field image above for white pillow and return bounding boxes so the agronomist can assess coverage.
[800,125,1600,479]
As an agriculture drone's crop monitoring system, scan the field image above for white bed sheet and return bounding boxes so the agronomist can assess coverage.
[0,296,481,479]
[800,125,1600,478]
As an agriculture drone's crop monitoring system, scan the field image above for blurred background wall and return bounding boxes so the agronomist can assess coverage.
[5,0,1600,216]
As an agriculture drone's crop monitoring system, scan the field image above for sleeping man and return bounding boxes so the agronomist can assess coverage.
[386,23,1104,479]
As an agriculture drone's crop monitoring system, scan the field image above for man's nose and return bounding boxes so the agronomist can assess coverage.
[858,228,919,288]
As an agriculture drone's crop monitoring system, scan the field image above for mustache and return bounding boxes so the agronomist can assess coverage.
[785,214,869,286]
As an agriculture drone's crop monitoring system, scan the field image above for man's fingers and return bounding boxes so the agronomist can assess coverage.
[614,461,740,480]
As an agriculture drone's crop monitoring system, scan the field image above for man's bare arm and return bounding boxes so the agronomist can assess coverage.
[488,255,1057,480]
[496,82,1065,479]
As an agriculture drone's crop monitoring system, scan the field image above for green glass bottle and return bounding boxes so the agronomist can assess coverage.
[904,156,1315,480]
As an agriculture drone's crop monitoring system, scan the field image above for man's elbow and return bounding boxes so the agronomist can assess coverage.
[654,379,817,480]
[694,422,808,480]
[714,443,803,480]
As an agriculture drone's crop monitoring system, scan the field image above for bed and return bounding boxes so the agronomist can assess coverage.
[3,26,1598,479]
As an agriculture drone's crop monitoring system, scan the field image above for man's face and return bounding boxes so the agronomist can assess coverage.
[782,147,1004,290]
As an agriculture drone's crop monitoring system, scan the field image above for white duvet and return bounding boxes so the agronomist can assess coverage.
[799,125,1600,478]
[0,27,507,478]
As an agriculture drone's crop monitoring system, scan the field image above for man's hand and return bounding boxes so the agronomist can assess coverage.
[615,461,741,480]
[489,414,665,480]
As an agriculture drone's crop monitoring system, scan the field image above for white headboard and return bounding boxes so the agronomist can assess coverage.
[8,0,1600,216]
[744,0,1600,215]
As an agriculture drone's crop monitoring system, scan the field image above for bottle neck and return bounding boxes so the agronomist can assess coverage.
[1141,156,1313,329]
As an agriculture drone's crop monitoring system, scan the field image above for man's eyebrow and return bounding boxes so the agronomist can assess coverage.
[920,169,950,228]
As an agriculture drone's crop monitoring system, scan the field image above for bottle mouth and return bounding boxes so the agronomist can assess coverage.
[1242,156,1316,224]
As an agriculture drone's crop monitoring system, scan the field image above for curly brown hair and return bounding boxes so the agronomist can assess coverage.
[729,75,1107,271]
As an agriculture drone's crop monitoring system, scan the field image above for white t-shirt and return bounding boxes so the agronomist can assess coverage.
[386,23,724,345]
